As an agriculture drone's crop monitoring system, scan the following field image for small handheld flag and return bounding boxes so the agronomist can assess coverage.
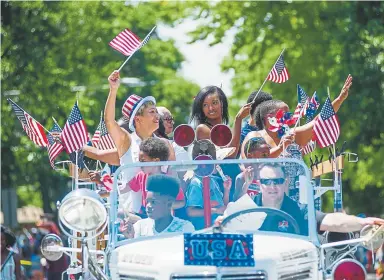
[297,85,309,107]
[61,102,89,154]
[8,99,48,147]
[47,123,64,169]
[301,140,316,155]
[305,92,320,123]
[313,97,340,148]
[109,26,157,71]
[92,113,115,150]
[252,49,290,103]
[267,55,290,84]
[109,29,142,57]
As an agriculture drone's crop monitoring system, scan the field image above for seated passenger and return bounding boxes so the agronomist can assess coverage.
[238,163,384,235]
[121,137,185,216]
[240,91,273,149]
[234,137,271,201]
[186,169,232,230]
[253,163,308,235]
[133,174,195,237]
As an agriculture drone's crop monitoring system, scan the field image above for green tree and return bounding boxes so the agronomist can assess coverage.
[179,1,384,215]
[1,1,199,213]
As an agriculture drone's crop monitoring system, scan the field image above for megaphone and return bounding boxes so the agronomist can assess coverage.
[210,124,232,147]
[325,231,354,250]
[192,140,216,177]
[173,123,232,148]
[173,124,195,147]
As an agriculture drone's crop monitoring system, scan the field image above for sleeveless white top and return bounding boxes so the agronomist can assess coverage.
[119,132,145,214]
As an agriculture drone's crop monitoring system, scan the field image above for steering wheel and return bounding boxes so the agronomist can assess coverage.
[220,207,301,235]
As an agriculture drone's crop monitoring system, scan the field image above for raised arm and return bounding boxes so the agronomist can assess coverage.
[104,71,131,158]
[294,75,353,146]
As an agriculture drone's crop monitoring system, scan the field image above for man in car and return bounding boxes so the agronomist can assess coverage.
[253,163,384,235]
[218,163,384,235]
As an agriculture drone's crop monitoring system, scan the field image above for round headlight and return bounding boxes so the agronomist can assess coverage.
[40,234,63,261]
[332,259,366,280]
[59,188,107,232]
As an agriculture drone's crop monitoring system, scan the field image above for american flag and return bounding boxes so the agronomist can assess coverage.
[313,97,340,148]
[301,140,316,155]
[109,29,142,56]
[92,128,100,146]
[47,123,64,169]
[92,116,115,150]
[292,103,302,120]
[8,99,48,147]
[305,91,320,123]
[61,102,89,154]
[292,85,309,120]
[267,55,290,83]
[297,84,309,106]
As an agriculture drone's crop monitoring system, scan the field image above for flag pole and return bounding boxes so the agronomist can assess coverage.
[252,48,286,103]
[51,117,62,130]
[117,25,157,72]
[94,111,103,171]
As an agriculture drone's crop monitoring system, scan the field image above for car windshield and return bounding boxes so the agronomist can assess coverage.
[109,157,315,245]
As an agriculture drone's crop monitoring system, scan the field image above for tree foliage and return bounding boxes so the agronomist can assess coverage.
[2,1,383,216]
[178,1,384,215]
[1,1,199,212]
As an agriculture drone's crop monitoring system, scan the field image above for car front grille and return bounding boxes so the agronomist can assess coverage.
[119,275,156,280]
[171,271,267,280]
[278,268,312,280]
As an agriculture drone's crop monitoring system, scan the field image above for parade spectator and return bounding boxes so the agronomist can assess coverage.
[1,225,22,280]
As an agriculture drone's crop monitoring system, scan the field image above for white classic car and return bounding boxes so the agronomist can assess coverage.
[42,158,383,280]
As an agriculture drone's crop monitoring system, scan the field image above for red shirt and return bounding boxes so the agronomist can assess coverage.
[247,179,261,199]
[128,171,185,209]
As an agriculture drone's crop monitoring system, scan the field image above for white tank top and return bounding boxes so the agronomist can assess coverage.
[119,132,143,214]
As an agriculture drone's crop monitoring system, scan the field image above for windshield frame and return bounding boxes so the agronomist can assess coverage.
[108,158,320,251]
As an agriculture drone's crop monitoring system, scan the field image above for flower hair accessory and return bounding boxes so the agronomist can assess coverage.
[268,109,296,138]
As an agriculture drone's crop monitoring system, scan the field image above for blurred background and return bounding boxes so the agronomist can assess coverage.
[1,1,383,277]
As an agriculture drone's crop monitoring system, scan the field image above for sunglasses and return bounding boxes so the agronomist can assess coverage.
[163,117,174,123]
[260,178,285,186]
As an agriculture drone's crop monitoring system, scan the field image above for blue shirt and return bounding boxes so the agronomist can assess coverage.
[186,176,224,230]
[240,122,259,148]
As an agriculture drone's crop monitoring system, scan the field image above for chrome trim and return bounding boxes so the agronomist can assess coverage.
[119,275,155,280]
[278,268,312,280]
[170,271,267,280]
